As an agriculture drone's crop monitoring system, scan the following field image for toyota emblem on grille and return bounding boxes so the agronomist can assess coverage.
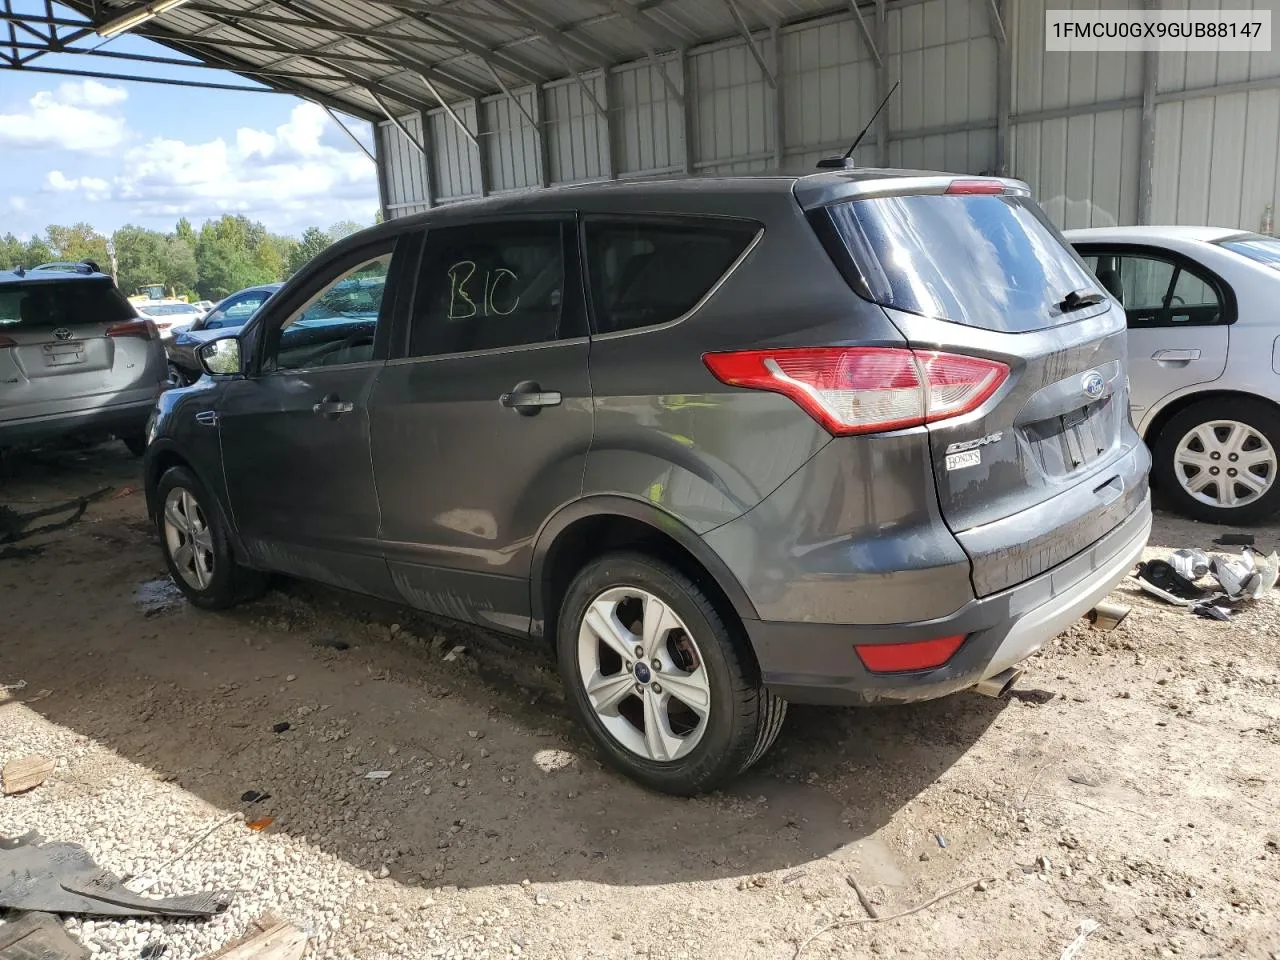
[1081,371,1106,400]
[52,327,73,341]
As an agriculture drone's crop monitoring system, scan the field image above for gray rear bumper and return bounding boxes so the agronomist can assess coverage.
[744,489,1151,706]
[0,396,158,446]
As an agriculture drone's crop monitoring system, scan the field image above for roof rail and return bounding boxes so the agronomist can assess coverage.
[30,260,102,275]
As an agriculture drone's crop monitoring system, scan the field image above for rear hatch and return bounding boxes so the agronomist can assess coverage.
[0,276,158,422]
[803,174,1146,596]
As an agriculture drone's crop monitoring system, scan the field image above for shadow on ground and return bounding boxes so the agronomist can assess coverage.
[3,441,1018,893]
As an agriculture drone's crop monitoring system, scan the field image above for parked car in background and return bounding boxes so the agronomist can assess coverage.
[1068,227,1280,524]
[193,300,215,314]
[134,300,205,340]
[145,172,1150,794]
[164,283,282,386]
[0,264,165,455]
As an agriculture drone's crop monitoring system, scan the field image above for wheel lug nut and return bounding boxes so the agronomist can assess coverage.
[634,683,643,694]
[652,683,662,694]
[625,661,632,671]
[1210,451,1221,460]
[1229,453,1239,461]
[651,658,662,671]
[634,645,644,658]
[1228,468,1238,477]
[1210,467,1220,475]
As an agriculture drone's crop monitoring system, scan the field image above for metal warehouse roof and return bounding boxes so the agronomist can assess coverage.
[7,0,858,122]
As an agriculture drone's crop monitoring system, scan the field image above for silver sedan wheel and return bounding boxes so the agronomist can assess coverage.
[163,487,215,590]
[576,586,711,763]
[1174,419,1278,509]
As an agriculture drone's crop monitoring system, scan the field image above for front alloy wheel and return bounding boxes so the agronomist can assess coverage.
[162,486,215,590]
[577,586,712,763]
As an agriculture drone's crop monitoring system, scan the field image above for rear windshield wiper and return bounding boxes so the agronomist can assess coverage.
[1056,288,1106,313]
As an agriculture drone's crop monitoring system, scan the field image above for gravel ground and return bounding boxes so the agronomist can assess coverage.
[1,441,1278,960]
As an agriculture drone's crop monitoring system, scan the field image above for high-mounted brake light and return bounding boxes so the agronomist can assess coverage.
[105,318,157,340]
[945,179,1006,195]
[702,347,1008,436]
[855,635,966,673]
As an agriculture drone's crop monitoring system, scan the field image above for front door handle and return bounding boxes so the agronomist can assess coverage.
[500,381,562,416]
[1152,348,1201,364]
[312,393,354,419]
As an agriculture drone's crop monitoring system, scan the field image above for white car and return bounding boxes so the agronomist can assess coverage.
[1067,226,1280,524]
[133,300,205,339]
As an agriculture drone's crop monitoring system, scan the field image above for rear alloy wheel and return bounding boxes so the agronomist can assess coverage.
[1154,398,1280,524]
[557,552,786,795]
[155,465,267,609]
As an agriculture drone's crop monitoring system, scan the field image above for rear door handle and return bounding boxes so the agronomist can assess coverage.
[1152,348,1201,363]
[195,410,218,427]
[500,381,562,416]
[312,393,354,419]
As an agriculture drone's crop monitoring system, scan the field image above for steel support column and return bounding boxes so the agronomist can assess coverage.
[473,97,491,197]
[994,0,1012,175]
[874,0,888,166]
[679,48,695,175]
[1138,0,1158,224]
[771,29,784,170]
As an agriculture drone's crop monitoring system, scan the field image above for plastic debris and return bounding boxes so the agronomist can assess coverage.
[1210,550,1260,600]
[442,645,465,662]
[1132,560,1208,605]
[139,942,168,959]
[934,833,947,849]
[0,911,87,960]
[0,833,232,917]
[1169,548,1210,581]
[365,770,392,780]
[241,790,270,804]
[245,817,275,831]
[1213,533,1255,547]
[1193,603,1232,621]
[1059,918,1100,960]
[271,722,291,734]
[1247,548,1279,596]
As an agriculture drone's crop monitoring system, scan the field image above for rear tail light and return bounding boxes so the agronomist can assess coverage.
[702,347,1008,436]
[945,178,1006,195]
[855,635,965,673]
[106,319,157,340]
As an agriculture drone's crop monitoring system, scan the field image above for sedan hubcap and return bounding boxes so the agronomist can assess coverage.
[577,586,710,763]
[163,487,215,590]
[1174,419,1277,509]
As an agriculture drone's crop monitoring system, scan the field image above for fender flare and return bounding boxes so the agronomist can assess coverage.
[528,495,759,636]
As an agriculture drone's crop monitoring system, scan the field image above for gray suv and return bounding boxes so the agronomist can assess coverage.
[1,265,166,454]
[144,171,1152,794]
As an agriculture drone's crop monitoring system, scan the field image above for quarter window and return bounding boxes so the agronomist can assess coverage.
[583,219,757,334]
[1083,251,1223,327]
[409,221,567,357]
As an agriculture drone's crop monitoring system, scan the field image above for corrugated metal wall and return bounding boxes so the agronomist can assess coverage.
[376,0,1280,232]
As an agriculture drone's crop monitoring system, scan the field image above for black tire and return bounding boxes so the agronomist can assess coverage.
[556,551,786,795]
[1152,397,1280,524]
[120,432,147,457]
[154,465,268,609]
[167,363,192,388]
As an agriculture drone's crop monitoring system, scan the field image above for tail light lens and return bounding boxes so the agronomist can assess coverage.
[945,178,1006,195]
[106,319,158,340]
[702,347,1008,436]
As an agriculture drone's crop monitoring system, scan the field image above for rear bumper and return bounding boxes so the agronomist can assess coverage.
[0,395,158,446]
[745,490,1151,705]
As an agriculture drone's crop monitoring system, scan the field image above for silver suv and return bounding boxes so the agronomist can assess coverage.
[0,265,166,455]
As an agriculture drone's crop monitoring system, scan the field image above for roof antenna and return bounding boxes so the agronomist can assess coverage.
[817,80,900,170]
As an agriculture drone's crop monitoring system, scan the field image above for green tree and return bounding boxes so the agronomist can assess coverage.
[164,236,198,296]
[194,215,274,300]
[46,223,109,268]
[0,234,23,270]
[113,225,167,296]
[328,220,364,242]
[288,226,332,276]
[22,236,54,267]
[174,217,195,247]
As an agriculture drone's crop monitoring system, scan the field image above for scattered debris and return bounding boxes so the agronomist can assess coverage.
[200,911,307,960]
[0,910,87,960]
[0,487,111,546]
[1058,918,1100,960]
[1132,559,1207,605]
[781,869,806,884]
[442,645,465,662]
[0,680,26,694]
[364,770,392,780]
[245,817,275,832]
[1067,772,1101,788]
[1170,548,1211,581]
[111,486,138,500]
[1210,550,1261,600]
[1193,602,1232,622]
[0,833,232,917]
[241,790,270,804]
[271,722,291,734]
[791,877,995,959]
[139,942,169,959]
[1008,687,1057,705]
[845,874,879,918]
[934,833,947,849]
[1,755,55,795]
[125,813,243,894]
[1213,533,1255,547]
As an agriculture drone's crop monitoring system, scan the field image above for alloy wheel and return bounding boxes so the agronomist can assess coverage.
[163,487,215,590]
[576,586,711,763]
[1173,419,1277,509]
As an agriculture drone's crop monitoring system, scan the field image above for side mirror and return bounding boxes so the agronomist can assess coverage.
[198,336,242,377]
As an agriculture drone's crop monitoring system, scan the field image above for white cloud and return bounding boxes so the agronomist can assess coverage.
[45,171,111,202]
[7,197,27,213]
[115,102,377,229]
[0,80,129,151]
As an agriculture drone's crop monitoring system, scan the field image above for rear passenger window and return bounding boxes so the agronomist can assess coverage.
[410,222,567,357]
[583,219,757,335]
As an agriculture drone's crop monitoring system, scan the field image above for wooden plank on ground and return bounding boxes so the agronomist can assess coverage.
[2,756,55,795]
[200,912,308,960]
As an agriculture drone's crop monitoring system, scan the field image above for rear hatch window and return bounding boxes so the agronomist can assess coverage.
[0,279,135,331]
[824,193,1107,332]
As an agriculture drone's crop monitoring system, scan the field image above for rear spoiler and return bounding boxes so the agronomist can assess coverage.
[793,171,1031,211]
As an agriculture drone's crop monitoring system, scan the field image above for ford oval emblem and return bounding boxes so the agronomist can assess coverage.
[1082,371,1106,400]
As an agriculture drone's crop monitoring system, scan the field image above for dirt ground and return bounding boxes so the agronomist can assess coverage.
[1,441,1277,960]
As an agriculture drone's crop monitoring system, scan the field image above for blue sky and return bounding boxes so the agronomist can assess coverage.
[1,2,380,239]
